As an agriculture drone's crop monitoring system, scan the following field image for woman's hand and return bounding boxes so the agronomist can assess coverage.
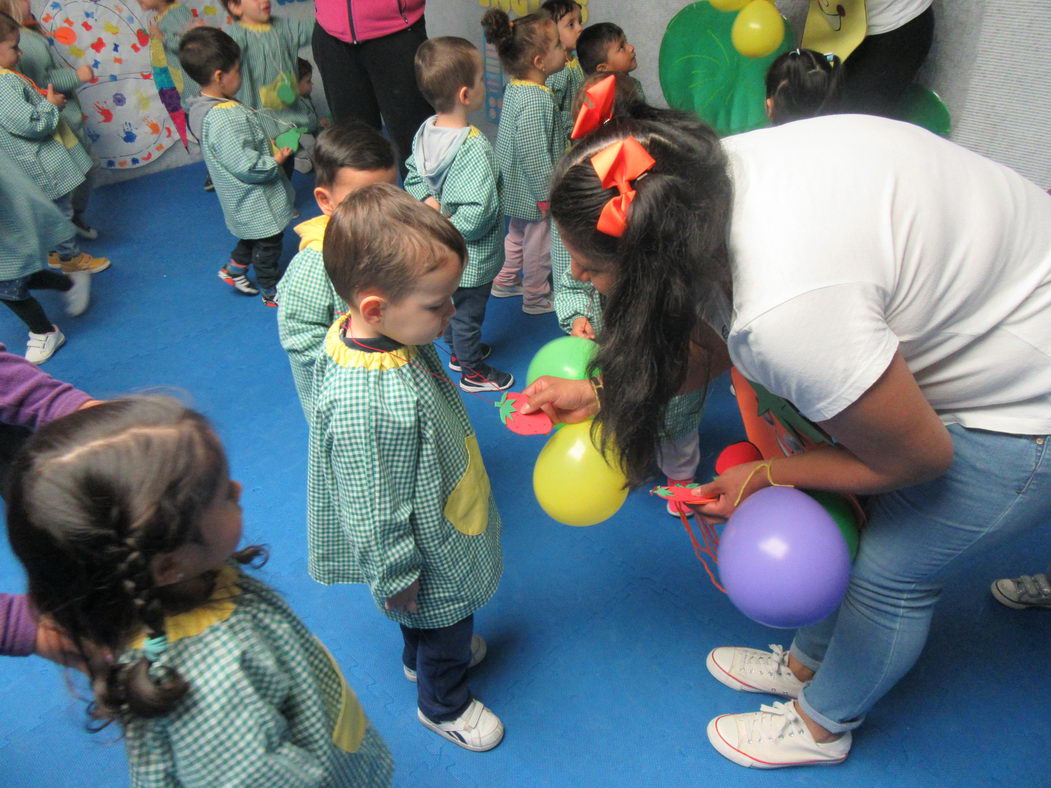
[520,376,599,424]
[570,317,595,340]
[690,460,776,521]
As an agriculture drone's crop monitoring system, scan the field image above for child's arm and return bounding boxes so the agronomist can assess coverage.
[205,107,283,184]
[0,73,60,139]
[435,137,501,242]
[554,264,598,338]
[288,15,314,51]
[403,151,430,201]
[517,92,558,211]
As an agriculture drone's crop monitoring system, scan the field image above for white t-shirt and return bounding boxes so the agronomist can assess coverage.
[865,0,933,35]
[719,114,1051,435]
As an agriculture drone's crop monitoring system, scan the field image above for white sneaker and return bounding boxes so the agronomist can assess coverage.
[707,701,851,768]
[417,698,504,752]
[706,645,805,698]
[25,326,65,364]
[404,634,487,682]
[63,271,91,316]
[218,267,259,295]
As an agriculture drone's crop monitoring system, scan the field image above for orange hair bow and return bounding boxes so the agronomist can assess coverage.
[590,137,656,237]
[570,74,616,140]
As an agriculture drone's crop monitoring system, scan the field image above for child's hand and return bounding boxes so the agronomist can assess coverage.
[384,579,420,613]
[149,20,162,39]
[75,64,94,83]
[319,117,332,128]
[424,196,441,212]
[44,84,67,108]
[571,317,595,340]
[273,146,294,165]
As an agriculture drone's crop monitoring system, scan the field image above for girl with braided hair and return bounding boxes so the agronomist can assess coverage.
[6,396,393,787]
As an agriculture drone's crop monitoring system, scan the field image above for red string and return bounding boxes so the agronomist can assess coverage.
[676,507,726,594]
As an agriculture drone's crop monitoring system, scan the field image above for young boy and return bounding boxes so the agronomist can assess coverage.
[404,36,512,393]
[308,183,504,753]
[542,0,585,137]
[577,22,638,76]
[277,119,397,415]
[181,26,293,306]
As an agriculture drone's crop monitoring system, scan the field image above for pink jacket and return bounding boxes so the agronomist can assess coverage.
[315,0,425,44]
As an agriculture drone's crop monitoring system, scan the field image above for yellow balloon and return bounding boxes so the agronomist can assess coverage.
[731,0,785,58]
[532,420,628,527]
[710,0,750,11]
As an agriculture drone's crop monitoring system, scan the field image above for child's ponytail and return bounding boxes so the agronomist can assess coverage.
[765,48,844,125]
[481,9,553,78]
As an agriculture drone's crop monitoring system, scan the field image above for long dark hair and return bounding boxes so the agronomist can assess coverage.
[550,118,733,486]
[5,396,262,727]
[765,48,843,125]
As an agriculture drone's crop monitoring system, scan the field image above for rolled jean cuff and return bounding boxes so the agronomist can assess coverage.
[788,641,823,673]
[797,688,865,734]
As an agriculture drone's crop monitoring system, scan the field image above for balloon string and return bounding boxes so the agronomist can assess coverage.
[733,461,794,507]
[677,508,726,594]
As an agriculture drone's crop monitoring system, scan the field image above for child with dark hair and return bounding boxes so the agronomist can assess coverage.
[576,21,636,77]
[482,8,566,314]
[182,26,294,306]
[5,395,394,785]
[541,0,584,136]
[309,183,504,752]
[277,119,397,415]
[405,36,511,393]
[764,48,844,126]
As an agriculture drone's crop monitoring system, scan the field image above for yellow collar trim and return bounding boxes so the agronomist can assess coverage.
[510,78,552,93]
[467,125,481,139]
[324,318,416,370]
[295,213,329,252]
[566,57,580,70]
[155,2,180,22]
[239,19,272,31]
[130,565,240,649]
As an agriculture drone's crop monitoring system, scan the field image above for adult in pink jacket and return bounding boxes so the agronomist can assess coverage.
[311,0,433,171]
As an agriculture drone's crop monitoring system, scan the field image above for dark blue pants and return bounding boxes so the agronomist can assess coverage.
[443,282,492,375]
[401,614,473,722]
[230,230,284,290]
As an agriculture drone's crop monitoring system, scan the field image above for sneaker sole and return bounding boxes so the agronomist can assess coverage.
[705,650,800,698]
[459,379,514,393]
[417,708,504,752]
[448,349,493,373]
[989,580,1050,610]
[706,717,847,769]
[63,259,111,274]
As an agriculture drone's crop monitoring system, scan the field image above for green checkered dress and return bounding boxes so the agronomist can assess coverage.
[494,80,565,221]
[200,99,293,239]
[122,566,394,787]
[0,69,90,201]
[156,2,200,99]
[307,321,503,629]
[15,28,90,148]
[229,17,315,133]
[546,58,585,139]
[0,165,73,281]
[404,125,504,288]
[277,215,345,417]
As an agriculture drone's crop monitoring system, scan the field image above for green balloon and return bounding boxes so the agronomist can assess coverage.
[526,336,599,386]
[806,490,860,561]
[659,1,794,137]
[899,84,951,137]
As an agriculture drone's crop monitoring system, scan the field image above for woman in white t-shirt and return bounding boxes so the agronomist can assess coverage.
[522,113,1051,769]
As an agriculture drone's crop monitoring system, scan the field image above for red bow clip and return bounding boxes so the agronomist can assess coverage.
[570,74,616,140]
[590,137,655,237]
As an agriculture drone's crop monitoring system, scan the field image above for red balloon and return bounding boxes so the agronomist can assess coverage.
[715,441,762,474]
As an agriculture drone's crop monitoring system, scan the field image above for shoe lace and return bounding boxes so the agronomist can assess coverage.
[745,701,806,744]
[743,644,791,677]
[1019,574,1051,600]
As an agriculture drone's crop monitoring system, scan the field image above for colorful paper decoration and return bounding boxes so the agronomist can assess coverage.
[496,392,554,435]
[801,0,867,62]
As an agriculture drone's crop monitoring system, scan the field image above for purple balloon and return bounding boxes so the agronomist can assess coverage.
[718,487,851,629]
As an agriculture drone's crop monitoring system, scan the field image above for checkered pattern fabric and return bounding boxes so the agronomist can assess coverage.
[404,126,504,288]
[229,17,315,131]
[546,58,585,138]
[494,80,566,221]
[123,568,394,787]
[157,2,200,98]
[0,166,73,280]
[15,28,90,146]
[201,100,293,239]
[307,323,503,629]
[0,70,90,201]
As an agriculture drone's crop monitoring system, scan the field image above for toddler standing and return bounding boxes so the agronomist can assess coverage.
[542,0,584,137]
[482,8,566,315]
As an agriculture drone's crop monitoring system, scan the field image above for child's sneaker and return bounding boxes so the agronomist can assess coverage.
[203,177,214,192]
[25,325,65,364]
[522,297,554,315]
[490,283,522,298]
[417,699,504,752]
[294,153,313,173]
[47,252,61,269]
[706,701,851,768]
[72,216,98,240]
[404,634,487,682]
[460,365,514,393]
[665,478,696,517]
[217,267,259,295]
[63,271,91,317]
[261,288,278,307]
[60,253,110,274]
[706,645,805,699]
[991,572,1051,609]
[448,344,492,372]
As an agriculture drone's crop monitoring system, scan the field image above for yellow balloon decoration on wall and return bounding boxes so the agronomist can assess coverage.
[533,420,628,526]
[710,0,751,11]
[731,0,786,58]
[478,0,589,22]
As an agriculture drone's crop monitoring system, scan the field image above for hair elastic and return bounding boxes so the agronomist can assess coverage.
[142,632,168,662]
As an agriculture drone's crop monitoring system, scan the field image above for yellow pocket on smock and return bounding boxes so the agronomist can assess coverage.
[443,434,491,535]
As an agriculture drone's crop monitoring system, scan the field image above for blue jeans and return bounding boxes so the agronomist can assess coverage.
[791,424,1051,733]
[52,194,79,260]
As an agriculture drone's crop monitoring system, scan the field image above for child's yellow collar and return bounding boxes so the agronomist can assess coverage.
[324,318,416,370]
[130,565,240,649]
[509,78,552,93]
[239,19,272,31]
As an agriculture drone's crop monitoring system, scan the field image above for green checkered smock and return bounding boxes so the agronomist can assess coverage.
[546,57,585,138]
[122,566,394,787]
[0,164,73,281]
[494,80,565,221]
[229,18,314,133]
[15,28,90,148]
[404,126,503,288]
[307,321,503,629]
[156,2,200,99]
[200,99,293,239]
[277,215,345,418]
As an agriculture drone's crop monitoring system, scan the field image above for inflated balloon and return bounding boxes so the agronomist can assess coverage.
[526,336,599,386]
[710,0,750,10]
[718,487,851,628]
[731,0,786,59]
[533,420,628,526]
[899,83,952,137]
[806,490,860,561]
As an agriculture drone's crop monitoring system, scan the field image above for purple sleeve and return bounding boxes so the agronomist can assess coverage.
[0,343,91,429]
[0,593,37,657]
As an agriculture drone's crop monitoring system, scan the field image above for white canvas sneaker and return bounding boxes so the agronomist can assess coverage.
[707,700,851,768]
[63,271,91,316]
[706,644,805,698]
[418,698,504,752]
[404,634,487,682]
[25,326,65,364]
